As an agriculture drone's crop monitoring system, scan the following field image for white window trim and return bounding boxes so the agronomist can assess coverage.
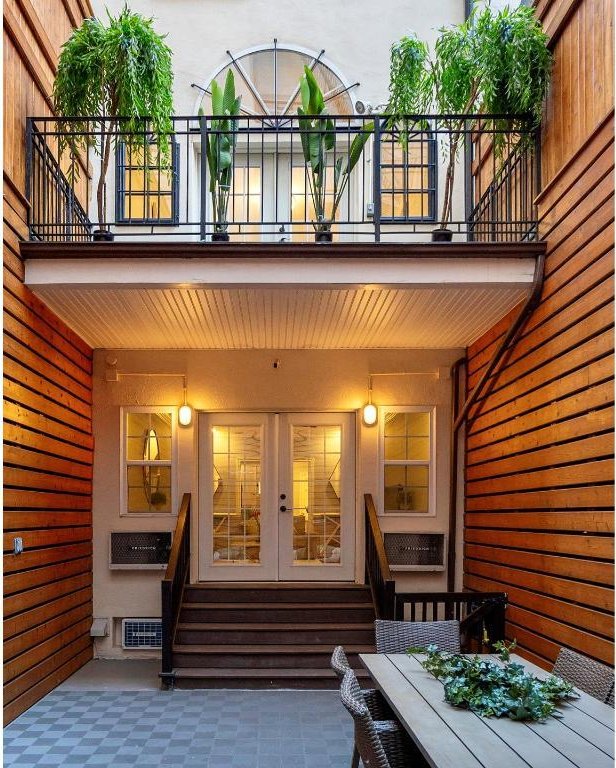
[378,405,436,518]
[120,406,178,517]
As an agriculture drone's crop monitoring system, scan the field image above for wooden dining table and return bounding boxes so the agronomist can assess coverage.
[359,652,615,768]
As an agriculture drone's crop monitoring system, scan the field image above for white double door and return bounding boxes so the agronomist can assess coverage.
[198,412,355,581]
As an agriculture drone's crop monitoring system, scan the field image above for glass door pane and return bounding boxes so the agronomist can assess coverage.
[291,424,342,565]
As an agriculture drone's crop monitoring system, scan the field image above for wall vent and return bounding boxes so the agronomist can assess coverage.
[122,619,162,649]
[110,532,171,569]
[383,533,445,571]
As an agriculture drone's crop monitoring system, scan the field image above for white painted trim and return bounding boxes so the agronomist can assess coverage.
[25,257,536,288]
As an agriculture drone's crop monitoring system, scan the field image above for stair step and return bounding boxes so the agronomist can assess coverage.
[172,643,374,669]
[180,602,375,623]
[172,666,372,690]
[183,583,373,604]
[175,622,375,645]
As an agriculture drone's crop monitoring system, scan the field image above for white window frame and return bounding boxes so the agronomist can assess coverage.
[120,406,177,517]
[378,405,436,518]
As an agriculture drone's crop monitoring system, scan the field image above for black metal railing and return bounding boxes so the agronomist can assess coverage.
[25,114,538,243]
[364,494,396,619]
[394,591,508,652]
[161,492,191,686]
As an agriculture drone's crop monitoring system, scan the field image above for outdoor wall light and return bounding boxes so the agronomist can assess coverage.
[178,380,193,427]
[362,377,378,426]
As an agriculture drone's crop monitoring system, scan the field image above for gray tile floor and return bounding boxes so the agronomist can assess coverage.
[4,662,355,768]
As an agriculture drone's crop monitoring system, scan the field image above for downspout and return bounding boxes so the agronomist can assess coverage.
[446,251,546,592]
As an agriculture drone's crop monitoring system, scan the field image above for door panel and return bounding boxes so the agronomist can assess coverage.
[199,412,355,581]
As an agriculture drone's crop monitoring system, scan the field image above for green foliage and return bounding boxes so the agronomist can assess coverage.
[53,5,174,226]
[203,70,242,233]
[418,643,578,721]
[297,66,373,232]
[387,3,552,228]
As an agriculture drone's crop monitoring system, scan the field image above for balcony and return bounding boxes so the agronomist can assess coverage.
[25,114,539,245]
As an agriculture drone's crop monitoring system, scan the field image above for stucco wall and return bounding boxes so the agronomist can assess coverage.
[92,347,462,657]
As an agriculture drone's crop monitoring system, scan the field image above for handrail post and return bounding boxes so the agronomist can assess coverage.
[372,116,381,243]
[25,118,33,240]
[200,114,208,241]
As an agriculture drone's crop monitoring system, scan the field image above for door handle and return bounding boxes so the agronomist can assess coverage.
[279,506,307,512]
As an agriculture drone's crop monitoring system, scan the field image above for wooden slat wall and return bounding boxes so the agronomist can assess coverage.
[3,0,94,725]
[463,0,614,670]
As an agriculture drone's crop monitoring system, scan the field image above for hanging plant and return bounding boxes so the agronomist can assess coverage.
[53,6,174,235]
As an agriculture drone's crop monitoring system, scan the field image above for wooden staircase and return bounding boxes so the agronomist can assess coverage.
[170,583,376,689]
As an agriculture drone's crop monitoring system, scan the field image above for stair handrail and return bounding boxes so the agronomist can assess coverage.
[364,493,396,619]
[161,492,191,684]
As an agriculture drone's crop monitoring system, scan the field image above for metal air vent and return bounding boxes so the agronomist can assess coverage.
[383,533,445,571]
[122,619,162,649]
[109,532,171,569]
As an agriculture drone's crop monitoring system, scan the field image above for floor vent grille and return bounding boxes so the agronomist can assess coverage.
[122,619,162,649]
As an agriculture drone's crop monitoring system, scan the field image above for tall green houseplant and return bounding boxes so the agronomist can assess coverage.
[53,7,174,238]
[297,67,373,241]
[202,70,242,240]
[388,3,552,237]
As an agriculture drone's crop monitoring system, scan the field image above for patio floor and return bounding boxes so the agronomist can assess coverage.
[4,661,355,768]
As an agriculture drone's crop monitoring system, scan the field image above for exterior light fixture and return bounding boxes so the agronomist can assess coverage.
[178,379,193,427]
[362,377,378,426]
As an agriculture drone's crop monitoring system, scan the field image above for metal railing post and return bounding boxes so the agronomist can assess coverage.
[25,119,33,239]
[372,116,381,243]
[200,114,208,241]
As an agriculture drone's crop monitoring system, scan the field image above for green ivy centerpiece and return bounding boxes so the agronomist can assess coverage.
[416,641,578,721]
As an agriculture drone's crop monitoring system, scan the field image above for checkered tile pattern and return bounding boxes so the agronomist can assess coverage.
[4,690,355,768]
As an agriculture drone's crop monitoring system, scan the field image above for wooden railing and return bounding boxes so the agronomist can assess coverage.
[161,493,191,685]
[364,494,396,619]
[394,591,507,652]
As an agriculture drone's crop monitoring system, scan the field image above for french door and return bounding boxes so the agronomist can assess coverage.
[198,412,355,581]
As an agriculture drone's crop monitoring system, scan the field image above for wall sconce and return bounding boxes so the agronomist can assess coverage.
[362,377,378,426]
[178,379,193,427]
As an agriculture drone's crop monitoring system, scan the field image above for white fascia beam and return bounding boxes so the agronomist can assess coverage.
[25,257,536,289]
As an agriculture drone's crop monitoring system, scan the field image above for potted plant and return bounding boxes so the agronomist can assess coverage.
[297,67,373,242]
[53,7,174,241]
[201,70,242,241]
[388,4,551,241]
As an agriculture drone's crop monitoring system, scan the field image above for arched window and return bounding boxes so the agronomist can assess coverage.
[196,42,356,116]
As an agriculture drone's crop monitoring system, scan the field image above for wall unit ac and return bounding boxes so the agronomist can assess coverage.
[122,619,162,649]
[383,533,446,571]
[109,531,171,569]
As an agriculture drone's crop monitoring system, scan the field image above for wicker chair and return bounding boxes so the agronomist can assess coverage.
[340,668,420,768]
[331,646,395,720]
[375,619,461,654]
[552,647,615,706]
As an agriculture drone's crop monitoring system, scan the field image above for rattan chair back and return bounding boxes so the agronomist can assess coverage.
[375,619,461,653]
[552,647,615,706]
[330,645,351,680]
[340,668,392,768]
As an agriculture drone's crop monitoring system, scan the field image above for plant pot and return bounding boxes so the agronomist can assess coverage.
[315,229,333,243]
[212,231,230,242]
[431,227,453,243]
[92,229,114,242]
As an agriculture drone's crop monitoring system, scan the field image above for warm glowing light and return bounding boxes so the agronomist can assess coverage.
[362,402,378,426]
[178,404,193,427]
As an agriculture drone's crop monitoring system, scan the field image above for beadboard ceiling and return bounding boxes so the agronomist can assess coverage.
[30,284,529,349]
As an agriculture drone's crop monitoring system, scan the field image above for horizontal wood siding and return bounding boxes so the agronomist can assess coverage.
[463,0,614,670]
[3,0,94,725]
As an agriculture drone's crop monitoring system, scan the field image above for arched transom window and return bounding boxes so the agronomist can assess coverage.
[197,41,356,116]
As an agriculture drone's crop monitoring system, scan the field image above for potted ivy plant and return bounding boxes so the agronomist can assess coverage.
[388,4,551,241]
[201,70,242,241]
[53,7,174,241]
[297,67,373,242]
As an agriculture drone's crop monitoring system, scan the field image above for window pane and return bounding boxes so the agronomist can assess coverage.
[126,412,172,460]
[212,425,261,564]
[383,464,429,513]
[127,465,171,513]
